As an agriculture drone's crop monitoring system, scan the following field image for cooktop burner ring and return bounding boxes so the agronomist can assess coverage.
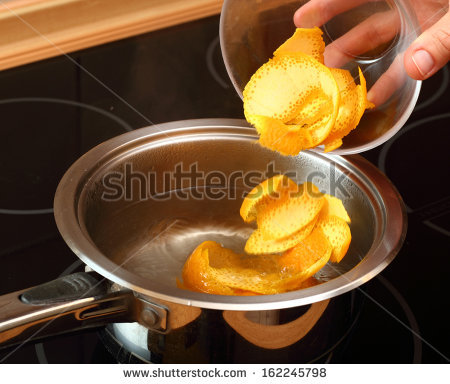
[0,97,133,216]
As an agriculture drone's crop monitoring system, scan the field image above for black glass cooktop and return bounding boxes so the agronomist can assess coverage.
[0,15,449,364]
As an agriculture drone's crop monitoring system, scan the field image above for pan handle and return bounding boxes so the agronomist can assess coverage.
[0,271,136,349]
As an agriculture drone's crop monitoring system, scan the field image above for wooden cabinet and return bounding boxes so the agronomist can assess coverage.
[0,0,223,70]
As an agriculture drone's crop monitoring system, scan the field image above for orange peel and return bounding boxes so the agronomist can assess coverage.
[180,176,352,296]
[256,182,324,239]
[244,53,340,154]
[244,28,374,154]
[288,92,332,127]
[240,174,299,223]
[181,239,332,295]
[249,115,313,156]
[181,242,238,295]
[323,67,374,150]
[278,227,332,287]
[324,138,343,152]
[274,27,325,63]
[245,217,317,255]
[316,216,351,263]
[320,194,351,223]
[181,241,295,295]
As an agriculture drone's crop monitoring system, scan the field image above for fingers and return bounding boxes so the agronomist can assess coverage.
[323,9,400,68]
[367,53,405,106]
[294,0,380,28]
[404,10,450,80]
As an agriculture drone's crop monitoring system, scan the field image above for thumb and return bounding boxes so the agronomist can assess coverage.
[404,10,450,80]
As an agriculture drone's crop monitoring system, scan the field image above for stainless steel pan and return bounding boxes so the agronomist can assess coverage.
[0,119,406,362]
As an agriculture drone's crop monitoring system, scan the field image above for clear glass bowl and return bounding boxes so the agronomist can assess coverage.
[220,0,421,155]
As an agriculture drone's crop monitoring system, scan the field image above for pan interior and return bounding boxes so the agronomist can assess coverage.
[78,134,377,294]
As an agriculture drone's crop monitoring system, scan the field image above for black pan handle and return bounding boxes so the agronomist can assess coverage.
[0,272,136,349]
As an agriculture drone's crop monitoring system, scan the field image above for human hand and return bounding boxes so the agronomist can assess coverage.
[293,0,450,106]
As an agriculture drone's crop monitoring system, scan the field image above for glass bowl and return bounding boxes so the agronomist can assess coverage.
[220,0,421,155]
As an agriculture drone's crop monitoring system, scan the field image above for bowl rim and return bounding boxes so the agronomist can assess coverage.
[54,118,407,310]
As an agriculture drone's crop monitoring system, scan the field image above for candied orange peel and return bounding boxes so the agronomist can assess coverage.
[180,176,352,296]
[243,28,374,155]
